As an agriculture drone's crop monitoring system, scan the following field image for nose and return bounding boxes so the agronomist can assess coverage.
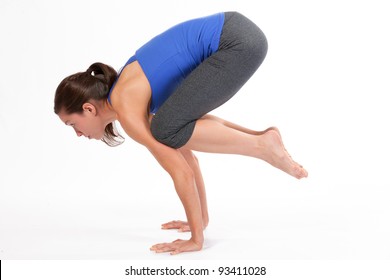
[74,128,83,137]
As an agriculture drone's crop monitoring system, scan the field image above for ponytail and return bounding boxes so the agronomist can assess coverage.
[54,62,124,147]
[86,62,117,93]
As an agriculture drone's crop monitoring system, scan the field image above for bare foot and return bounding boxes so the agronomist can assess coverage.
[256,126,278,136]
[257,128,308,179]
[258,127,294,158]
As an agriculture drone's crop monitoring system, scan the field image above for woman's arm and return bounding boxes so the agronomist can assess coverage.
[110,62,203,254]
[116,104,204,254]
[162,149,209,232]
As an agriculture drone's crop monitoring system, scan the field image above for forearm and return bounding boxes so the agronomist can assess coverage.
[195,179,209,228]
[172,172,204,244]
[179,149,209,228]
[147,145,204,245]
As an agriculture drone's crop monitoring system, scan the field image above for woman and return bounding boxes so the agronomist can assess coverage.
[54,11,308,255]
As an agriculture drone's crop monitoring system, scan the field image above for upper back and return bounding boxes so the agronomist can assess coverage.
[109,61,152,116]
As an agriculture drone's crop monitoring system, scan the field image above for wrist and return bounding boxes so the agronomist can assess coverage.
[191,231,204,246]
[191,236,204,249]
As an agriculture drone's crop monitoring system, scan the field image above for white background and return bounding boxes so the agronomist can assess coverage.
[1,0,390,267]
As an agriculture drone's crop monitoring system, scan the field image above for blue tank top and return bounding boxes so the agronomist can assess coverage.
[108,12,225,114]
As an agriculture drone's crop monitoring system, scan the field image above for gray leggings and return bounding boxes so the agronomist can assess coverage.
[150,12,268,148]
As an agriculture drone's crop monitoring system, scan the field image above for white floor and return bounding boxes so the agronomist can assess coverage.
[1,155,389,260]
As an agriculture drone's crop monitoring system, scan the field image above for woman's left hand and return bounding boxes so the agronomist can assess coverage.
[150,238,202,255]
[161,220,190,232]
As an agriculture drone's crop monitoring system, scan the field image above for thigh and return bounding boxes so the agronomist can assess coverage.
[151,12,268,148]
[158,12,267,120]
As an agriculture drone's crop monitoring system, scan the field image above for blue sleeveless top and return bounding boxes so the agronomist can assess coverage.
[108,12,225,114]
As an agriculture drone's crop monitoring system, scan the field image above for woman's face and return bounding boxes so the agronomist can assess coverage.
[58,103,105,140]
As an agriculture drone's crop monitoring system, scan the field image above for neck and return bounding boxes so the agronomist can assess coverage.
[100,100,118,126]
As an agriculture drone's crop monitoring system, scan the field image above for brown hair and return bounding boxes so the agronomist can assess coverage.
[54,62,124,147]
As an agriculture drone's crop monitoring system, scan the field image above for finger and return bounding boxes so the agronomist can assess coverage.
[162,225,180,230]
[161,221,181,229]
[150,242,169,251]
[170,249,181,255]
[152,245,173,253]
[161,223,177,229]
[178,225,191,232]
[161,225,173,229]
[151,241,182,253]
[155,247,173,253]
[161,221,176,226]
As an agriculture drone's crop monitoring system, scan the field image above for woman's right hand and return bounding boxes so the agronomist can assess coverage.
[150,238,203,255]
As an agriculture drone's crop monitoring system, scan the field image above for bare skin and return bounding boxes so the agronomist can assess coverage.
[59,61,308,255]
[188,115,307,179]
[184,117,307,179]
[160,120,307,234]
[161,148,209,233]
[150,116,307,254]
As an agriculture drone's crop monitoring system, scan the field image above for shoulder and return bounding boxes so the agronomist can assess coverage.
[110,61,152,114]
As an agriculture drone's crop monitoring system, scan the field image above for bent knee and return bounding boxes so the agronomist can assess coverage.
[150,118,183,149]
[246,29,268,69]
[150,117,196,149]
[150,118,172,146]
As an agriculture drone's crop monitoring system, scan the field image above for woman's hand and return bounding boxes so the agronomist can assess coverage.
[150,238,203,255]
[161,220,190,232]
[162,220,208,232]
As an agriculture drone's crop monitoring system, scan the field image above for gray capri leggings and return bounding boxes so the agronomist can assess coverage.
[150,12,268,148]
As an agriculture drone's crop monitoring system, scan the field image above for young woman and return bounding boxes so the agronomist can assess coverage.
[54,11,308,255]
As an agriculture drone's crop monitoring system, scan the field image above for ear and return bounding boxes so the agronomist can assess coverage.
[82,103,97,115]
